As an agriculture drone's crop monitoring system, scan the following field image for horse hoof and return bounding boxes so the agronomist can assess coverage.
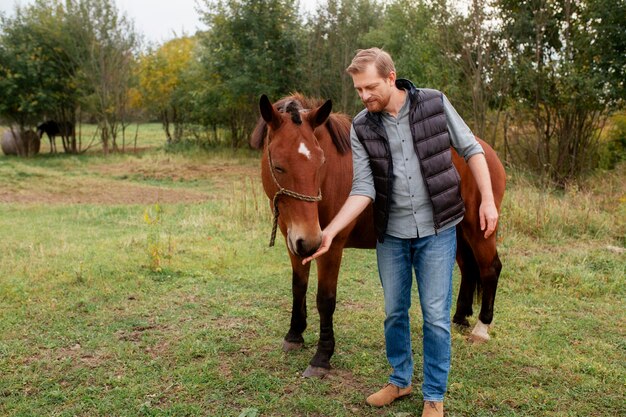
[282,340,303,352]
[468,332,490,344]
[302,365,329,378]
[453,317,470,327]
[468,320,491,344]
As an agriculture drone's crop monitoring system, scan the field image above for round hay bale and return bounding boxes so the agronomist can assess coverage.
[1,130,19,155]
[1,129,40,156]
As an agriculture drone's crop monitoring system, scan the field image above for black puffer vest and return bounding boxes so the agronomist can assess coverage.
[353,79,464,241]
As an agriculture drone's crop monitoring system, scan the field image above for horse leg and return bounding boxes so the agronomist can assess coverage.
[470,250,501,343]
[48,134,55,153]
[453,231,480,328]
[302,246,342,378]
[469,239,501,343]
[61,135,69,153]
[283,255,310,352]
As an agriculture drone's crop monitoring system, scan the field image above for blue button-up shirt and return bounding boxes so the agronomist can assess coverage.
[350,91,483,238]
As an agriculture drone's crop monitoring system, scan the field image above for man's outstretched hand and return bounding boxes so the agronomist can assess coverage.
[302,233,334,265]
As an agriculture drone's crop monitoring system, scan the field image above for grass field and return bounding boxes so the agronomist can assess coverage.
[33,123,168,154]
[0,125,624,416]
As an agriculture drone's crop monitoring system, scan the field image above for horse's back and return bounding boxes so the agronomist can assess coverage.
[37,120,74,137]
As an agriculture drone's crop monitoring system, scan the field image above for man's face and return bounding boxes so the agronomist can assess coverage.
[351,63,396,113]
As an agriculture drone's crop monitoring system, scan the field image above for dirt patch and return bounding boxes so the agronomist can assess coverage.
[0,156,264,205]
[116,324,162,342]
[0,176,211,205]
[90,159,258,183]
[22,343,111,369]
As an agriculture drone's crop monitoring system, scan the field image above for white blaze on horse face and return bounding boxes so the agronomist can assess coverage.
[298,142,311,160]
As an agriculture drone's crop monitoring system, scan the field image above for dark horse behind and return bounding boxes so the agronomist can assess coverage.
[250,94,506,377]
[37,120,75,153]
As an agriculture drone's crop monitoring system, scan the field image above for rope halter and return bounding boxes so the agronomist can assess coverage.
[266,145,322,247]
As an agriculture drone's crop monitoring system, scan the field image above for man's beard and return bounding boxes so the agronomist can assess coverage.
[364,95,390,113]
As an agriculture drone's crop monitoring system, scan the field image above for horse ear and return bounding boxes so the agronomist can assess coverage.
[259,94,282,130]
[307,99,333,129]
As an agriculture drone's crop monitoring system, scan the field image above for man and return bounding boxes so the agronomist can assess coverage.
[302,48,498,417]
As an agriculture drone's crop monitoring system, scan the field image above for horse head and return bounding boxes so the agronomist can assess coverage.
[257,94,333,258]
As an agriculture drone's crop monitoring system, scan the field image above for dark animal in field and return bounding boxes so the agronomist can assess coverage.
[1,129,40,156]
[37,120,74,153]
[250,94,506,377]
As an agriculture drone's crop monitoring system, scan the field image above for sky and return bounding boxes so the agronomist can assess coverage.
[0,0,321,45]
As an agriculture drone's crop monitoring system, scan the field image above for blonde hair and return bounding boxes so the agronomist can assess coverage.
[346,48,396,78]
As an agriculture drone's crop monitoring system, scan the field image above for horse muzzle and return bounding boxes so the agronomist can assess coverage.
[287,229,322,258]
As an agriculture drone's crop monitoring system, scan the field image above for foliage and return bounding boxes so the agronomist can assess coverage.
[584,0,626,103]
[65,0,139,154]
[496,0,626,184]
[1,0,624,179]
[0,1,85,156]
[0,0,139,154]
[301,0,381,116]
[447,0,511,144]
[0,1,75,149]
[136,37,198,144]
[597,112,626,169]
[197,0,304,147]
[365,1,463,102]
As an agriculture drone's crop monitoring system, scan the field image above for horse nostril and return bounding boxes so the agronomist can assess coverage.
[296,238,306,255]
[296,238,318,258]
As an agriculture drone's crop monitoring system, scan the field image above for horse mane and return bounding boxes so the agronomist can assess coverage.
[250,93,352,155]
[284,100,303,125]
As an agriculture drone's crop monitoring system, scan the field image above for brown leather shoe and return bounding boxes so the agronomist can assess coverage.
[422,400,444,417]
[365,383,412,407]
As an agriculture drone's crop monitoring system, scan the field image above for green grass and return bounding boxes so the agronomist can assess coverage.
[1,123,168,154]
[0,146,624,416]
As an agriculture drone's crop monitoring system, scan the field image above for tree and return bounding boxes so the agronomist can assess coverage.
[30,0,86,153]
[366,1,448,88]
[422,0,513,146]
[136,37,198,144]
[0,1,79,155]
[198,0,303,147]
[497,0,626,183]
[362,0,475,118]
[302,0,380,115]
[65,0,138,154]
[0,0,140,155]
[453,0,501,142]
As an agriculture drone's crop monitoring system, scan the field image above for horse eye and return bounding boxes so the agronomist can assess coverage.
[274,166,285,174]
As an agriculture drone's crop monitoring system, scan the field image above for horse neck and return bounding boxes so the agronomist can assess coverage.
[317,130,353,211]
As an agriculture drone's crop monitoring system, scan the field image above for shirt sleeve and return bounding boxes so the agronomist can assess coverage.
[349,124,376,200]
[443,94,484,161]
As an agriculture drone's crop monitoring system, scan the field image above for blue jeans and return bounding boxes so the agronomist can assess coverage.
[375,228,456,402]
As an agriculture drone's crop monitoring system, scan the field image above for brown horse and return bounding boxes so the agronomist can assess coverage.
[250,94,505,377]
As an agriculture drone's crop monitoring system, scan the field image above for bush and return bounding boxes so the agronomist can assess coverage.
[597,113,626,170]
